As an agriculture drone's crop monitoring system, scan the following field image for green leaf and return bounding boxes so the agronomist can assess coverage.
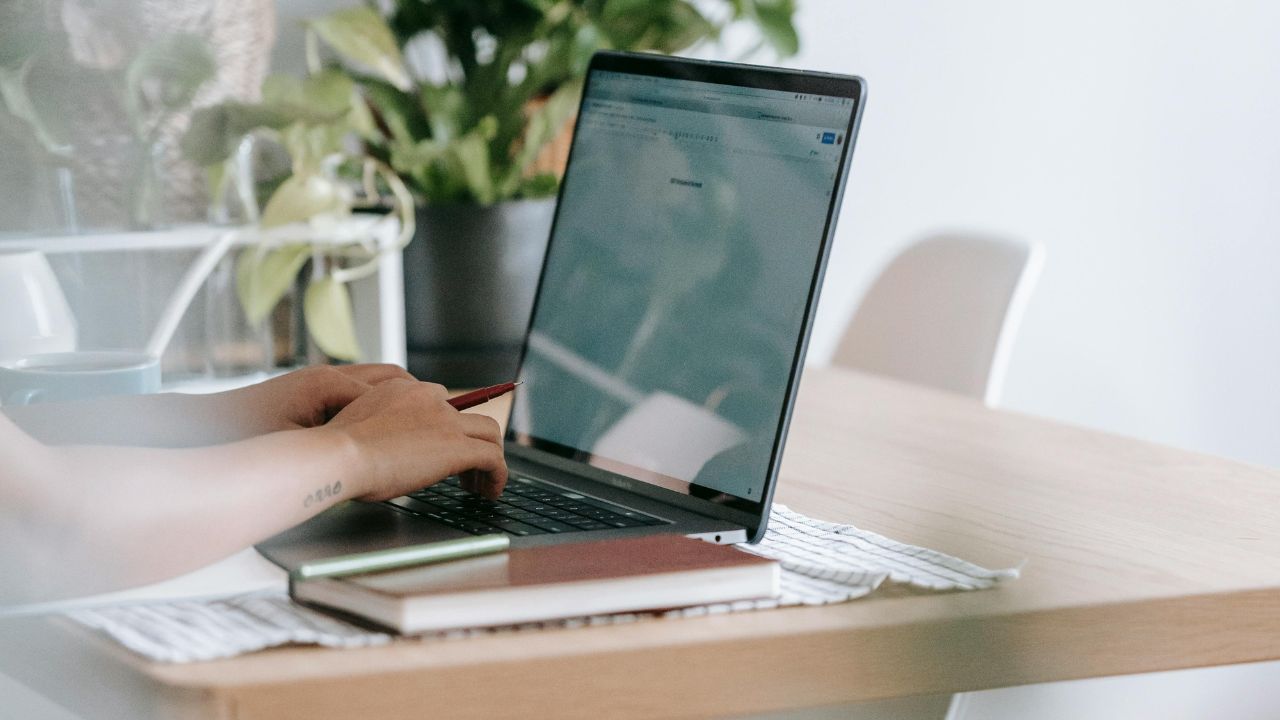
[390,137,459,199]
[348,93,378,139]
[257,74,356,173]
[263,70,355,117]
[0,61,69,154]
[599,0,664,48]
[571,23,606,75]
[518,172,560,198]
[360,77,432,146]
[742,0,799,56]
[419,84,468,144]
[304,72,356,112]
[181,101,311,166]
[310,7,412,92]
[260,74,303,106]
[181,106,237,166]
[440,116,499,204]
[280,122,348,176]
[659,2,719,53]
[446,133,494,205]
[236,244,311,325]
[601,0,657,23]
[260,172,351,228]
[391,137,444,175]
[304,276,362,362]
[501,80,580,197]
[126,33,217,118]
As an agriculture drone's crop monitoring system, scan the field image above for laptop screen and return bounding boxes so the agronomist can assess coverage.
[510,54,862,520]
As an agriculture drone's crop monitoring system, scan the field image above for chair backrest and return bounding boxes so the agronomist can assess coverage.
[831,234,1044,405]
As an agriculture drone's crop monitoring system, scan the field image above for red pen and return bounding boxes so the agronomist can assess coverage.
[448,381,522,411]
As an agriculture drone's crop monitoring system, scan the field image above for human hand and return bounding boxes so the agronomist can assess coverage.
[322,379,508,501]
[214,364,415,438]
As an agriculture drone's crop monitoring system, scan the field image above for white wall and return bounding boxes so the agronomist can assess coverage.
[785,0,1280,469]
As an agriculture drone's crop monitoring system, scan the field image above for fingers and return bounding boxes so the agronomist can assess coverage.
[458,414,503,445]
[456,438,508,499]
[314,365,418,420]
[457,416,505,497]
[462,470,507,499]
[336,363,416,386]
[389,377,448,401]
[298,367,371,425]
[458,470,483,497]
[321,373,504,500]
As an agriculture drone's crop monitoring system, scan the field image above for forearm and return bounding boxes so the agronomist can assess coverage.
[0,371,505,605]
[1,392,259,448]
[1,428,363,604]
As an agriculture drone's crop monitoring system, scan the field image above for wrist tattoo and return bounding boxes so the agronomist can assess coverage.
[304,481,343,508]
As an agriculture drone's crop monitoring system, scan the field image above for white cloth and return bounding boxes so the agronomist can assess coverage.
[68,505,1019,663]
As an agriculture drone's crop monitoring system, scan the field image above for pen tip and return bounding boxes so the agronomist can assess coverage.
[513,380,524,386]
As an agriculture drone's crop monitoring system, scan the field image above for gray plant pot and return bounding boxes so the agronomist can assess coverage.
[404,199,556,386]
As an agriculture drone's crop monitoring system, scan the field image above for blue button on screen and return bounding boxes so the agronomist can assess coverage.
[821,132,836,144]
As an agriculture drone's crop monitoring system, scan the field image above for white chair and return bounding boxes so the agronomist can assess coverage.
[831,234,1044,406]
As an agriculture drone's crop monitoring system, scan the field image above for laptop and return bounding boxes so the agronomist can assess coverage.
[258,51,866,570]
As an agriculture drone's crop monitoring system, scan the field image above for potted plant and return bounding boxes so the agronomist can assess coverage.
[180,58,415,363]
[186,0,799,381]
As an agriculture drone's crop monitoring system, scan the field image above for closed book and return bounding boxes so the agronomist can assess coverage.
[292,534,779,634]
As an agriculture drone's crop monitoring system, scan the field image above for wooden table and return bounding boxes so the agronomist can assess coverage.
[4,367,1280,719]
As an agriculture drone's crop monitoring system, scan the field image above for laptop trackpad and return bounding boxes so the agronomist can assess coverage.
[255,501,471,572]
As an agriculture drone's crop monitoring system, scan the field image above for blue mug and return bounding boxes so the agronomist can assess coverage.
[0,351,161,406]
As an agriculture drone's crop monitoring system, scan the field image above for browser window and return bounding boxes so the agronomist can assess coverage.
[512,68,855,503]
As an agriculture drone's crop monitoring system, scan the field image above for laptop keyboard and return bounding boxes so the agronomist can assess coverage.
[386,476,668,537]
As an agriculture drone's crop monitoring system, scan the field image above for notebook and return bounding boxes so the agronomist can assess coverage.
[291,534,779,633]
